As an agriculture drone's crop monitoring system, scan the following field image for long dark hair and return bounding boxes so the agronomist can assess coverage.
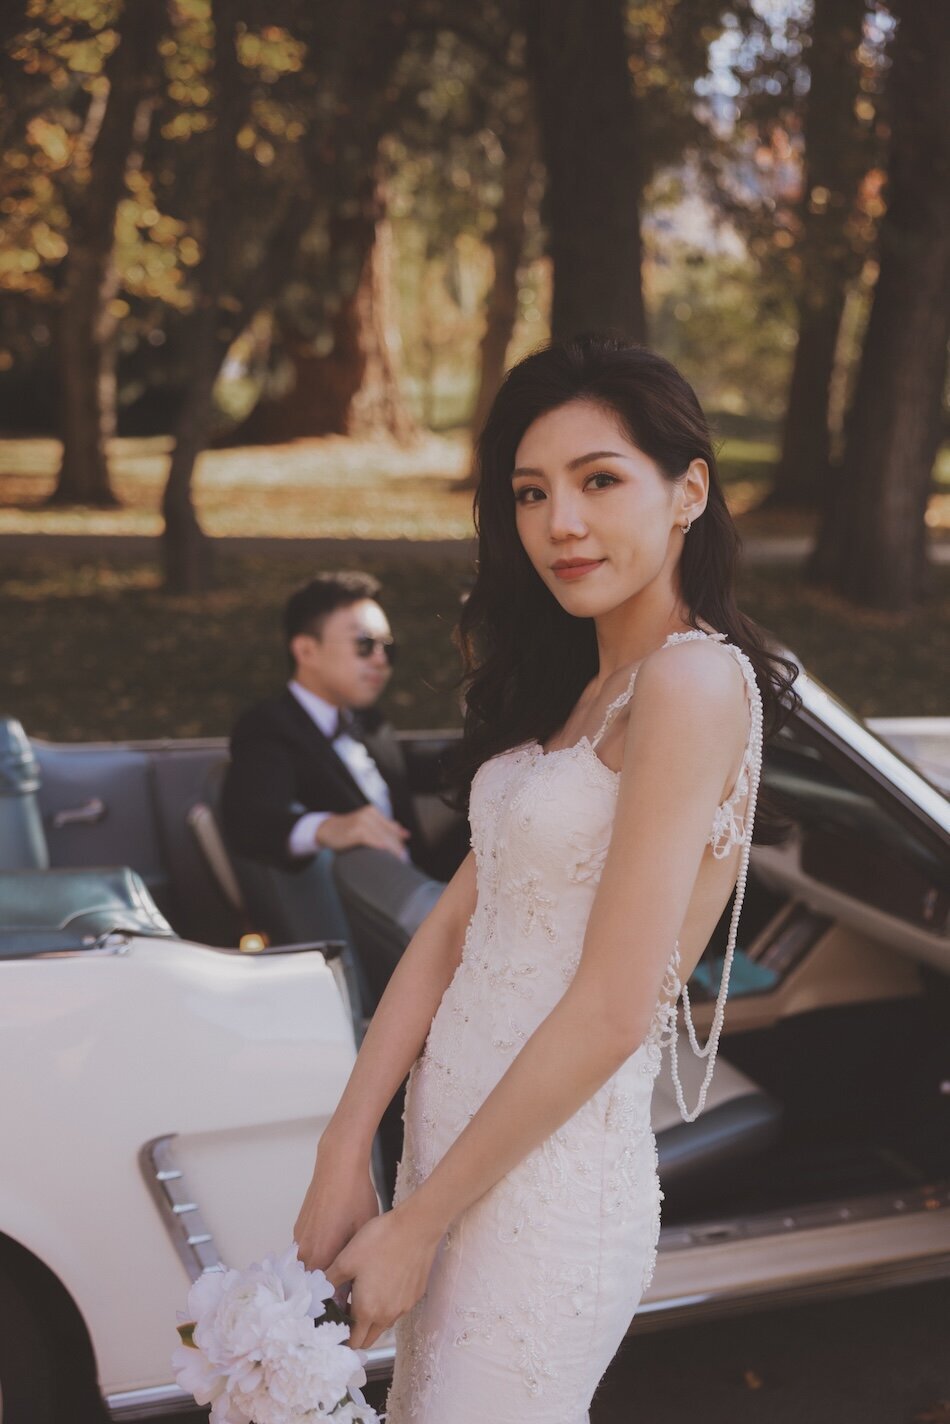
[448,332,801,842]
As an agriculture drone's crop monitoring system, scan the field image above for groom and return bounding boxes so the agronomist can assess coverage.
[220,570,447,1011]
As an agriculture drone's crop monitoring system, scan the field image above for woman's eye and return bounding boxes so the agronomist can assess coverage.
[514,474,615,503]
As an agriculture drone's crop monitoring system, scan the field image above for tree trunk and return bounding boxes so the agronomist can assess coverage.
[158,0,413,591]
[51,0,164,506]
[773,297,847,508]
[468,89,538,460]
[162,322,216,594]
[160,0,245,593]
[770,0,868,509]
[522,0,646,342]
[53,252,121,505]
[809,0,950,610]
[229,175,415,445]
[160,190,314,593]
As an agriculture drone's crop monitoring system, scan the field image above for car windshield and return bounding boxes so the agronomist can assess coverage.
[799,667,950,810]
[763,674,950,937]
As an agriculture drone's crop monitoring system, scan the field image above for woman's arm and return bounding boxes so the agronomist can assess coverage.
[316,847,478,1163]
[396,642,748,1240]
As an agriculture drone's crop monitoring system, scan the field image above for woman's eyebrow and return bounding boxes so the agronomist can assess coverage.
[511,450,627,480]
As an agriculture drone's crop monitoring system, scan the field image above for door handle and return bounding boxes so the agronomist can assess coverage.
[52,797,106,829]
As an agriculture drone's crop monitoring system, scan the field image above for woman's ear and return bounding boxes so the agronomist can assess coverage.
[682,458,709,522]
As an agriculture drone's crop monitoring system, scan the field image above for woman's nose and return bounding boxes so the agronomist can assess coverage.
[546,493,588,541]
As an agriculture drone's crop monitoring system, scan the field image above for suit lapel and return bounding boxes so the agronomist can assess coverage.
[278,692,420,841]
[277,689,368,804]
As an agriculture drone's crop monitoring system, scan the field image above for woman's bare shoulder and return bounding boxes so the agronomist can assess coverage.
[634,634,748,711]
[613,636,750,790]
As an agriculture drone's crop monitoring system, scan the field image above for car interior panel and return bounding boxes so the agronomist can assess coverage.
[33,740,169,907]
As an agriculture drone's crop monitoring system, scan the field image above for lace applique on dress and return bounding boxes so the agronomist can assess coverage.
[565,829,609,884]
[453,1259,598,1405]
[708,758,751,857]
[509,868,558,940]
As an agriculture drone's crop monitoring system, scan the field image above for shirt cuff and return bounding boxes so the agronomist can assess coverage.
[287,812,332,858]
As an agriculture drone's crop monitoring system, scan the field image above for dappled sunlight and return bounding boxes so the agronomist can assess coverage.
[2,434,948,542]
[0,432,475,539]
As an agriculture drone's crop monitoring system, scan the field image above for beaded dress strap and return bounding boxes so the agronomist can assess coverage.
[665,640,764,1123]
[589,629,727,751]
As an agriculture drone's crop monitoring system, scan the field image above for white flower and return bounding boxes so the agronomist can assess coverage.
[209,1390,254,1424]
[233,1317,367,1422]
[171,1340,228,1410]
[174,1246,375,1423]
[186,1246,328,1392]
[333,1385,380,1423]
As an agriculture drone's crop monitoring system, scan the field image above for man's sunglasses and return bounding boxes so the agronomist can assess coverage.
[354,634,397,664]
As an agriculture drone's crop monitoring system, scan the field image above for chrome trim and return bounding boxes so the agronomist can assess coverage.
[138,1135,224,1281]
[658,1177,950,1252]
[363,1340,398,1383]
[3,932,133,961]
[187,939,348,959]
[51,795,106,828]
[106,1384,195,1420]
[106,1343,401,1419]
[631,1243,950,1334]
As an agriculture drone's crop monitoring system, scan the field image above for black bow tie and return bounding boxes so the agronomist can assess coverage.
[331,709,355,741]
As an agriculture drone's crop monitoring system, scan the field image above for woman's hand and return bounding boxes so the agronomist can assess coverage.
[294,1143,381,1303]
[324,1204,444,1351]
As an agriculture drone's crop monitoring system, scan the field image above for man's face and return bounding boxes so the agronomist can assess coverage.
[292,599,394,709]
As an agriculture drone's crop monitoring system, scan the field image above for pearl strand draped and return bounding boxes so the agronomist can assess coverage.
[667,645,765,1123]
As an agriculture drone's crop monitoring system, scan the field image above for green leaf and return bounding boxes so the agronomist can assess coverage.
[321,1297,355,1328]
[176,1321,197,1348]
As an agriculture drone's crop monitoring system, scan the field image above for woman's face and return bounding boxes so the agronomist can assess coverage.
[512,399,704,620]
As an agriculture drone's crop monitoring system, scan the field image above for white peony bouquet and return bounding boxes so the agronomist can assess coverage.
[173,1244,381,1423]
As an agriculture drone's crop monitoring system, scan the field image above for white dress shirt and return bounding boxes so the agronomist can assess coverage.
[286,681,395,858]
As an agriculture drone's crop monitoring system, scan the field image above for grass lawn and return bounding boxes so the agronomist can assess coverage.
[1,432,948,541]
[2,552,947,744]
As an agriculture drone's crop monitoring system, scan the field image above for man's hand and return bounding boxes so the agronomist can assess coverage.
[316,806,411,859]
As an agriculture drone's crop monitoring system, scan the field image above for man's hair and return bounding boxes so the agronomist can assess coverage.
[283,571,382,657]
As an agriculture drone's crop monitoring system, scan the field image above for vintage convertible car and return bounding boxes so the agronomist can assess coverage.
[1,660,948,1422]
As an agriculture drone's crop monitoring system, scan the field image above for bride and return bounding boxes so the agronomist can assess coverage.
[295,333,800,1422]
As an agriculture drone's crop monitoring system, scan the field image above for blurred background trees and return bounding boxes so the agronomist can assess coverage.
[1,0,947,607]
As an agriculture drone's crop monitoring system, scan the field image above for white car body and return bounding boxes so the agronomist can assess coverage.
[1,939,359,1412]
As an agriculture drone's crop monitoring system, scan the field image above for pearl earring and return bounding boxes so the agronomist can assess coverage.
[682,516,692,533]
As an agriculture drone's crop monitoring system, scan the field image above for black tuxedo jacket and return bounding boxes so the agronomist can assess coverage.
[220,690,425,872]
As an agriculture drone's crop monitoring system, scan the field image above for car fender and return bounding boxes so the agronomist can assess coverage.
[0,936,359,1396]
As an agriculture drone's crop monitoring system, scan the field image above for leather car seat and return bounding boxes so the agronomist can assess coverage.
[0,717,49,870]
[652,1038,783,1189]
[191,761,375,1019]
[0,865,173,957]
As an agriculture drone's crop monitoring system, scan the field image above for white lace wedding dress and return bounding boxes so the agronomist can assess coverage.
[384,630,764,1424]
